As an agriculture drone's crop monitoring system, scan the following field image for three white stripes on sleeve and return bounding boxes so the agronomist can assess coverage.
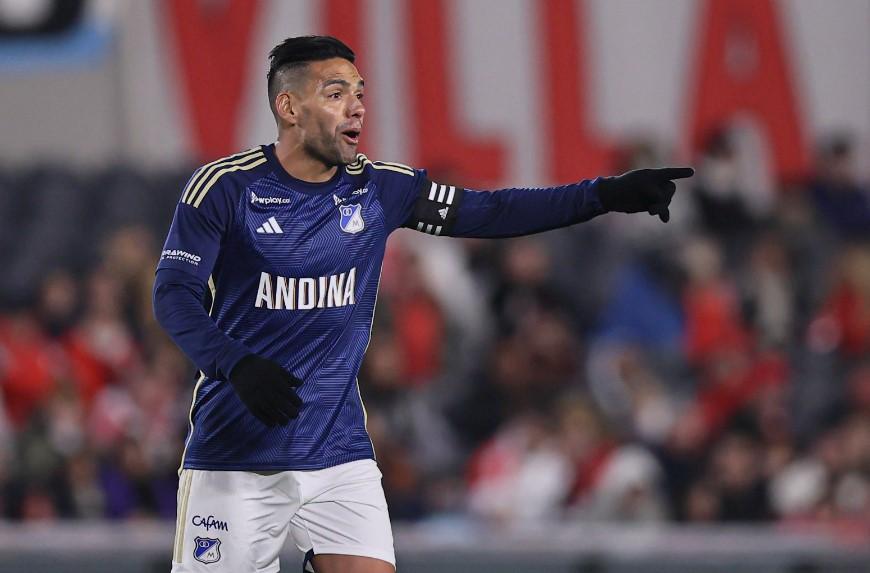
[416,182,456,236]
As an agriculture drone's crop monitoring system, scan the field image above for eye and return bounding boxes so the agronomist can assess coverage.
[328,92,342,100]
[356,93,364,101]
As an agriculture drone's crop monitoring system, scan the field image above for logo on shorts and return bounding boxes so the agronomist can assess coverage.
[194,537,222,564]
[192,515,229,532]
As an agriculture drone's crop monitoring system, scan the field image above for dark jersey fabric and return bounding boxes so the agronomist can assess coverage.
[154,143,605,470]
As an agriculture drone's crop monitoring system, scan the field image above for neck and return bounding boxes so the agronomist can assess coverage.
[274,136,338,183]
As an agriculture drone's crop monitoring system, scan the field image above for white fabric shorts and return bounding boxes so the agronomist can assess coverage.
[170,459,395,572]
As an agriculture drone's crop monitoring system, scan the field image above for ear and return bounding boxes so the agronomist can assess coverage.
[275,92,298,126]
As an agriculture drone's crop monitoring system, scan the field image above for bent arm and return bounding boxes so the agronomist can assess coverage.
[152,268,251,380]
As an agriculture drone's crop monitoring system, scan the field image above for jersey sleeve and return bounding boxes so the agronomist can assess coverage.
[448,179,606,238]
[153,170,250,380]
[396,176,606,239]
[372,163,470,236]
[365,159,430,233]
[153,268,252,381]
[157,169,236,283]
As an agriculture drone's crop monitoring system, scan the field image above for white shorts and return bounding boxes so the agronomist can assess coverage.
[170,459,395,572]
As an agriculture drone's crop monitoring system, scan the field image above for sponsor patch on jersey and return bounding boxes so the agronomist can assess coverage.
[192,514,229,532]
[193,537,221,564]
[254,269,356,310]
[161,249,201,267]
[338,204,365,234]
[251,191,290,205]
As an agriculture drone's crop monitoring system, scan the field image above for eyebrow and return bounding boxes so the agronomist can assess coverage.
[321,78,365,90]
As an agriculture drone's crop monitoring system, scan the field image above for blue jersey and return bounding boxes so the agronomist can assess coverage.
[156,143,605,471]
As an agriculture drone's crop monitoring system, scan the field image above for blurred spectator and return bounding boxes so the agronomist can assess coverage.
[809,135,870,240]
[445,337,520,447]
[807,245,870,359]
[586,345,679,445]
[466,411,571,522]
[65,450,106,519]
[491,238,568,335]
[681,236,749,364]
[559,394,616,509]
[770,455,828,518]
[593,258,684,353]
[833,414,869,517]
[102,225,161,337]
[35,269,80,339]
[368,409,427,521]
[772,407,870,526]
[847,362,870,417]
[691,128,758,247]
[684,479,721,522]
[740,232,796,349]
[0,310,58,428]
[583,444,668,522]
[658,408,710,521]
[100,437,160,519]
[386,248,444,384]
[693,350,788,441]
[64,267,142,408]
[709,431,772,521]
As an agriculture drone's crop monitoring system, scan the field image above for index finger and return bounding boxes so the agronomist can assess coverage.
[653,167,695,181]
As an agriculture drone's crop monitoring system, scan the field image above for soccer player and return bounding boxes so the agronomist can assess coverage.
[153,35,693,573]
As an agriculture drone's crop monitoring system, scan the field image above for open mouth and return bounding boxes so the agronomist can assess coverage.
[341,129,361,145]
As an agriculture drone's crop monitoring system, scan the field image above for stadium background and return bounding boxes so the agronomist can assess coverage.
[0,0,868,572]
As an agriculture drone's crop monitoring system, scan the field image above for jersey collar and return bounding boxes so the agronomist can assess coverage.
[262,143,345,195]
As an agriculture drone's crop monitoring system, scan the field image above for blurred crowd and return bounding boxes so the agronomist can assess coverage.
[0,128,868,538]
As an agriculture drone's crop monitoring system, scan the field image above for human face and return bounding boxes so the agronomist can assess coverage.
[295,58,365,166]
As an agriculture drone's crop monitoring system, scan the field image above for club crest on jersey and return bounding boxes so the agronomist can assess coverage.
[338,204,365,234]
[194,537,221,564]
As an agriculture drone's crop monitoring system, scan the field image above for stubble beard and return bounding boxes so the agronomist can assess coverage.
[303,133,345,168]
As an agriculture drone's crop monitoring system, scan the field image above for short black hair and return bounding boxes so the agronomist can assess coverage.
[267,35,355,115]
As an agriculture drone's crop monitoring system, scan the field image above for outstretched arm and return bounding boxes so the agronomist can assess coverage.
[403,167,694,238]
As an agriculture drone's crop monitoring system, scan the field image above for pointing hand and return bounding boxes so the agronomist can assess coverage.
[597,167,695,223]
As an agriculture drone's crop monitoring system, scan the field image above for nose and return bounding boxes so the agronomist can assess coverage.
[348,97,365,120]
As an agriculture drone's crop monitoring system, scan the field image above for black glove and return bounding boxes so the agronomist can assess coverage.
[597,167,694,222]
[228,354,303,426]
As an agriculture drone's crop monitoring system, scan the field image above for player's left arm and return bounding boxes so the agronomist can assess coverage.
[401,167,694,238]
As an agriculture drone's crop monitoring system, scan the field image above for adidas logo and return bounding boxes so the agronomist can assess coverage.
[256,216,283,234]
[438,207,449,220]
